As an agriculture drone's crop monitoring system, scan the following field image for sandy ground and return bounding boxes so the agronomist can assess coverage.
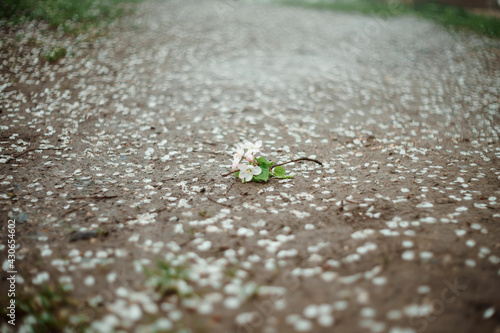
[1,1,500,332]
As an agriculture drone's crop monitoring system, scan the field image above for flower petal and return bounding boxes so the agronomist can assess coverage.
[245,173,253,182]
[238,165,248,181]
[252,166,262,175]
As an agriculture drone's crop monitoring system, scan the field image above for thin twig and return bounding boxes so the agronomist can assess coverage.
[68,195,119,200]
[221,170,238,177]
[224,182,234,196]
[156,207,172,214]
[12,147,63,159]
[308,188,320,195]
[206,195,232,207]
[179,238,193,247]
[12,148,38,158]
[194,150,224,155]
[274,157,323,167]
[63,203,90,217]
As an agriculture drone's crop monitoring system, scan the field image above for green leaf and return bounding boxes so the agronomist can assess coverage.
[273,166,286,177]
[256,156,268,165]
[272,166,294,179]
[252,165,270,182]
[256,157,273,168]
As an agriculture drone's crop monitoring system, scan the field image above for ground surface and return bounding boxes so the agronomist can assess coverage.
[1,1,500,332]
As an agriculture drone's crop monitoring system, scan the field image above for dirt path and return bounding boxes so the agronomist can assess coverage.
[1,1,500,332]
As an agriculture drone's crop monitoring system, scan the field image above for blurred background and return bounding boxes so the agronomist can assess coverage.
[1,0,500,39]
[0,0,499,66]
[276,0,500,38]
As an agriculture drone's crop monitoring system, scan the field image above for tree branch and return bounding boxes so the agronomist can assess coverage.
[274,157,323,167]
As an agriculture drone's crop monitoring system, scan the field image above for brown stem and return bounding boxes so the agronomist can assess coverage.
[206,195,232,207]
[68,195,119,200]
[224,182,234,196]
[221,170,237,177]
[221,155,245,177]
[63,203,90,217]
[12,147,63,159]
[221,157,323,177]
[274,157,323,167]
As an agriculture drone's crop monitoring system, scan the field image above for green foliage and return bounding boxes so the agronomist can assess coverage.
[16,284,89,333]
[199,210,210,218]
[0,0,143,34]
[144,259,192,297]
[43,46,66,62]
[414,2,500,38]
[277,0,409,16]
[256,157,273,168]
[273,166,286,177]
[272,166,294,179]
[252,164,270,182]
[225,267,237,278]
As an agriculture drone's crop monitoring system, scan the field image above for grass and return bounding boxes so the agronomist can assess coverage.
[278,0,410,16]
[277,0,500,38]
[9,284,90,333]
[43,46,67,62]
[198,210,211,218]
[1,0,143,63]
[144,259,193,297]
[0,0,142,34]
[414,2,500,38]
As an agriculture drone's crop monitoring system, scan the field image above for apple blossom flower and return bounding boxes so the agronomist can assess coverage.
[238,164,262,182]
[244,140,262,157]
[232,146,245,170]
[233,146,245,161]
